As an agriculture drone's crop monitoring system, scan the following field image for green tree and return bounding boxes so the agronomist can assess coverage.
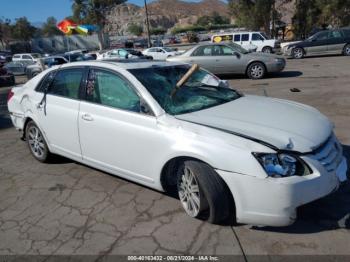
[128,23,143,36]
[0,18,13,49]
[42,17,62,37]
[150,27,167,35]
[71,0,127,49]
[228,0,276,34]
[11,17,36,41]
[197,12,230,27]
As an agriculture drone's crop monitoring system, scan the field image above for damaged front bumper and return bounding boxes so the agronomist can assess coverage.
[217,156,347,227]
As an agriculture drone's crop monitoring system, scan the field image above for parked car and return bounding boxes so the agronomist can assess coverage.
[167,43,285,79]
[284,28,350,59]
[211,31,280,53]
[142,47,181,60]
[12,53,42,63]
[26,56,69,80]
[0,63,15,86]
[4,61,35,76]
[97,48,151,60]
[0,51,12,63]
[7,60,347,227]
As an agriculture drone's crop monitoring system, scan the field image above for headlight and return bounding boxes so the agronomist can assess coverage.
[253,153,310,178]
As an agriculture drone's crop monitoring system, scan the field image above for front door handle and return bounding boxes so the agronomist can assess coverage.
[82,113,93,121]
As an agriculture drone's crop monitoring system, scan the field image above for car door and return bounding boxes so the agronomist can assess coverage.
[187,45,217,73]
[211,45,244,74]
[305,31,329,55]
[78,68,161,184]
[35,67,86,160]
[240,33,252,51]
[251,33,265,51]
[327,30,345,54]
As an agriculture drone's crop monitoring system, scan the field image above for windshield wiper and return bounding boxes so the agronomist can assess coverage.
[170,64,199,98]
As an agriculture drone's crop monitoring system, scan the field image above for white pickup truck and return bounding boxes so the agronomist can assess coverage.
[211,31,280,53]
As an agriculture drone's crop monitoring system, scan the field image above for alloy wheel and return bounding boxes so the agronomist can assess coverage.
[250,65,264,79]
[345,45,350,56]
[178,166,201,217]
[27,125,46,158]
[293,48,303,59]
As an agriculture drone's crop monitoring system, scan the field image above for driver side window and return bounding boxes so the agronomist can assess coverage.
[86,69,140,113]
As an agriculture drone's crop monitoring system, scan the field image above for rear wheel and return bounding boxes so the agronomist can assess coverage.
[247,62,266,79]
[292,47,304,59]
[262,46,273,53]
[343,44,350,56]
[25,121,51,162]
[177,160,232,224]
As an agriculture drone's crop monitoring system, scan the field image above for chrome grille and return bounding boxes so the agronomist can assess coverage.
[308,134,343,172]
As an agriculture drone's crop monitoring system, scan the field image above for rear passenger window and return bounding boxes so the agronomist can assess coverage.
[192,46,212,56]
[234,34,241,42]
[329,30,342,39]
[49,68,84,99]
[36,71,56,92]
[242,34,249,42]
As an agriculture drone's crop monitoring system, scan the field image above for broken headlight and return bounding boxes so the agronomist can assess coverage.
[253,153,310,178]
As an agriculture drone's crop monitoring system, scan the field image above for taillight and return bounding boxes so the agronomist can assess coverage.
[7,90,14,103]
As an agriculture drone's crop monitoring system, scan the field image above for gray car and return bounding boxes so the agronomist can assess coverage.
[167,43,286,79]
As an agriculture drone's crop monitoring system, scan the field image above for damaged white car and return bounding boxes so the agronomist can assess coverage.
[7,60,348,227]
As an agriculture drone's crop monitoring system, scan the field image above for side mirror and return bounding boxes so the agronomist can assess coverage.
[233,51,241,58]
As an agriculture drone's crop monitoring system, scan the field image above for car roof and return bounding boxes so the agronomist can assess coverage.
[58,60,186,70]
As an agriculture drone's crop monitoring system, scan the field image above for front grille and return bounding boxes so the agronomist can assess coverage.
[308,134,343,172]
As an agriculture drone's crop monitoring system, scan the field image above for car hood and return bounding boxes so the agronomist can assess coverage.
[175,95,332,153]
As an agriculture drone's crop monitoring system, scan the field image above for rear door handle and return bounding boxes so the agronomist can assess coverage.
[81,113,93,121]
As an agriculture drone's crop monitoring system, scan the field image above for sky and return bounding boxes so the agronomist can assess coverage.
[0,0,208,25]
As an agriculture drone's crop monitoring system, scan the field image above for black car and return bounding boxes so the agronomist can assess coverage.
[0,64,15,87]
[284,28,350,59]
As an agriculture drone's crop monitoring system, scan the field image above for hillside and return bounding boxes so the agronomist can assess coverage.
[104,0,230,36]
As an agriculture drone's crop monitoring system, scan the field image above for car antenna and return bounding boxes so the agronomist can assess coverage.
[171,64,199,98]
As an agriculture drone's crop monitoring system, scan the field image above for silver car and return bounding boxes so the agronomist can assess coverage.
[167,43,286,79]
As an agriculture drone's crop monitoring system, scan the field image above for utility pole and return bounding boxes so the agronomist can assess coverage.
[144,0,151,48]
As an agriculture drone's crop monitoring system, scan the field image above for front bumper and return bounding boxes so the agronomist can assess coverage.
[217,156,347,227]
[266,59,286,73]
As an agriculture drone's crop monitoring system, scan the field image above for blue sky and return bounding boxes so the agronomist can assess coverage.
[0,0,207,24]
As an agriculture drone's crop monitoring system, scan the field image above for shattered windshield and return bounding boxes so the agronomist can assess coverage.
[129,65,240,115]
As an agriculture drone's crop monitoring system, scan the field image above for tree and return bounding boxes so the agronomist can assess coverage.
[197,12,230,27]
[42,17,62,37]
[0,18,13,49]
[228,0,276,34]
[11,17,36,41]
[150,27,167,35]
[128,23,143,36]
[71,0,127,50]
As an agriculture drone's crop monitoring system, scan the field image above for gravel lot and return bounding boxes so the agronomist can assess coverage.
[0,56,349,259]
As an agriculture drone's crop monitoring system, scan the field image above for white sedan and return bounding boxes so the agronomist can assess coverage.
[7,60,347,227]
[142,47,180,60]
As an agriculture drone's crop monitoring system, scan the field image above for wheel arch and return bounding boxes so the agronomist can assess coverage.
[159,155,236,217]
[245,60,268,75]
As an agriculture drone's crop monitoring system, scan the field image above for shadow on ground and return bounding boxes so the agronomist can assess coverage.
[221,71,303,80]
[252,144,350,233]
[0,114,13,129]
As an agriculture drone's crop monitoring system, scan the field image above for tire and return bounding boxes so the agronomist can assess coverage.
[25,121,51,162]
[343,44,350,56]
[292,47,304,59]
[247,62,266,79]
[262,46,273,53]
[177,160,232,224]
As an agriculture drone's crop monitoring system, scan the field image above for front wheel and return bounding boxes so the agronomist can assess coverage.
[343,44,350,56]
[247,62,266,79]
[177,160,233,224]
[25,121,51,162]
[292,47,304,59]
